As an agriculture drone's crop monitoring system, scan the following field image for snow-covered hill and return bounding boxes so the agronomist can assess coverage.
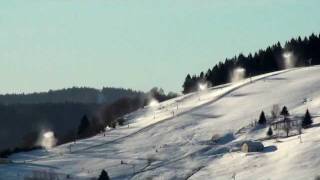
[2,66,320,180]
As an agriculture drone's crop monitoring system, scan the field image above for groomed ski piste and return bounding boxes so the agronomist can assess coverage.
[1,66,320,180]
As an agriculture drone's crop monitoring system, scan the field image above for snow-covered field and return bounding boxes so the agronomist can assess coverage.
[1,66,320,180]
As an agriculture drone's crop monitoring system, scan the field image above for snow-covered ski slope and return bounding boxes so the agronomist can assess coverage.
[2,66,320,180]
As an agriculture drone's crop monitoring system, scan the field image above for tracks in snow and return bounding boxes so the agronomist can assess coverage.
[71,69,294,153]
[18,69,295,165]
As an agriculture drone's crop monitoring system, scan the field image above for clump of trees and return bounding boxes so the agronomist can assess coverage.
[182,33,320,93]
[99,87,178,130]
[145,87,178,105]
[261,106,314,138]
[280,106,290,117]
[100,96,144,128]
[76,96,146,139]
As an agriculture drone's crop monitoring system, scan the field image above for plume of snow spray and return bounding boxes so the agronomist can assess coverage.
[230,67,246,83]
[198,82,208,91]
[282,52,296,69]
[148,98,160,108]
[147,98,159,119]
[197,82,208,101]
[39,131,57,150]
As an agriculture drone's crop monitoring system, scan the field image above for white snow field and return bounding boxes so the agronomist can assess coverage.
[1,66,320,180]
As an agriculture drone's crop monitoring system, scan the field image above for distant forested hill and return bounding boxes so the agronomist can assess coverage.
[0,86,178,154]
[0,87,144,152]
[0,87,144,105]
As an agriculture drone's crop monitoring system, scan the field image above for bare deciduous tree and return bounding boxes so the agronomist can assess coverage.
[284,117,291,137]
[271,104,280,121]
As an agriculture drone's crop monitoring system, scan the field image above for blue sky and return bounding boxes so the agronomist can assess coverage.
[1,0,320,93]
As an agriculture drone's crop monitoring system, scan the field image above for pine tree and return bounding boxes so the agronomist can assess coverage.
[302,109,313,128]
[182,74,192,94]
[78,115,90,136]
[98,170,110,180]
[258,111,267,125]
[267,127,273,137]
[280,106,290,117]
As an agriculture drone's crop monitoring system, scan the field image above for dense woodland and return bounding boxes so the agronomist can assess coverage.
[0,87,143,105]
[0,87,176,156]
[0,103,97,153]
[183,33,320,93]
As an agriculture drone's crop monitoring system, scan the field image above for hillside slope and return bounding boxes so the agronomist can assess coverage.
[2,66,320,180]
